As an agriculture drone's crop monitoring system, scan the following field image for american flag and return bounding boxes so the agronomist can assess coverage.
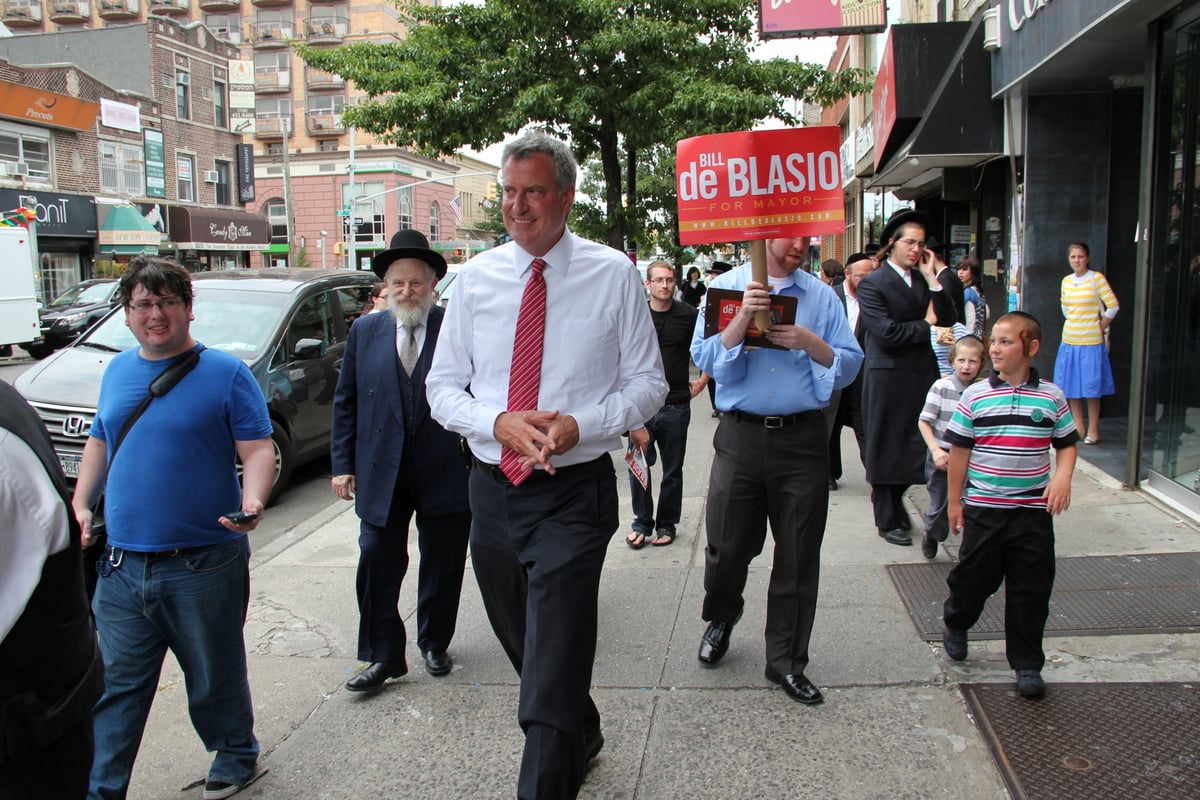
[448,195,464,224]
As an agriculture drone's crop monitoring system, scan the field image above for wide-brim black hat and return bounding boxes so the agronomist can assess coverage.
[708,261,733,275]
[880,208,934,249]
[370,229,447,280]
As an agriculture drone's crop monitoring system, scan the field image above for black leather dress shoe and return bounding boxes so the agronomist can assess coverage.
[921,532,938,559]
[878,527,912,546]
[828,478,838,491]
[345,660,408,692]
[697,620,734,666]
[765,668,824,705]
[585,728,604,763]
[422,650,452,677]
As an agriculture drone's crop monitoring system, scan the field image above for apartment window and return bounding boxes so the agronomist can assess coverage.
[176,71,190,120]
[398,191,412,230]
[214,160,231,205]
[177,154,195,202]
[204,12,241,42]
[266,143,284,155]
[318,139,339,152]
[429,203,440,242]
[0,126,51,181]
[98,140,143,195]
[256,9,292,40]
[266,198,287,242]
[254,52,290,89]
[213,81,227,128]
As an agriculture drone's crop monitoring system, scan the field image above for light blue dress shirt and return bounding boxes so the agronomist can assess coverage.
[690,264,863,415]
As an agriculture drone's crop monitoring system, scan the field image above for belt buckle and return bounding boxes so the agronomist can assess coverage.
[763,415,784,429]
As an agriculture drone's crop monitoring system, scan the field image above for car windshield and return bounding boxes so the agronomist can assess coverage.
[50,282,114,308]
[78,286,292,361]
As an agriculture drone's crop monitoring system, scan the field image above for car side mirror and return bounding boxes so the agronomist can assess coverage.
[293,338,326,360]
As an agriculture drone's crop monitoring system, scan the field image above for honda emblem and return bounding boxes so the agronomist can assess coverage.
[62,414,89,437]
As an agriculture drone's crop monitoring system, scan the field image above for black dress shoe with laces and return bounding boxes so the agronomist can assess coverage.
[697,620,734,666]
[765,668,824,705]
[345,659,408,692]
[422,650,452,676]
[921,532,938,559]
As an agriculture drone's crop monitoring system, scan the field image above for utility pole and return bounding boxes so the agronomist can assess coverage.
[347,126,357,270]
[282,116,297,267]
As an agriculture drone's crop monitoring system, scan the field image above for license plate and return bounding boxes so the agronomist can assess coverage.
[59,453,81,477]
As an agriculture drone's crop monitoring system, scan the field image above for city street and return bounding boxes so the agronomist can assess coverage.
[61,388,1195,800]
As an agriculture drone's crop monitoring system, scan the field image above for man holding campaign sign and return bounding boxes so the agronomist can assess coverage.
[682,128,863,706]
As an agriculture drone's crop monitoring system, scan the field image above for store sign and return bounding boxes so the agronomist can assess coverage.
[143,128,166,199]
[101,99,140,133]
[676,128,844,246]
[758,0,887,39]
[236,144,255,203]
[0,80,100,132]
[1007,0,1055,31]
[0,189,95,237]
[228,59,256,136]
[871,33,897,170]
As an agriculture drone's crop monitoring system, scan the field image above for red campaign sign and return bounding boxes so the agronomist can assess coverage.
[676,128,845,246]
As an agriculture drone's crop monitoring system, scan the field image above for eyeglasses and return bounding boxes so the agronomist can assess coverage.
[896,238,926,249]
[129,298,185,314]
[648,277,676,285]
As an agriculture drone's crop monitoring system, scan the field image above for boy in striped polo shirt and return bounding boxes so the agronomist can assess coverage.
[940,312,1079,698]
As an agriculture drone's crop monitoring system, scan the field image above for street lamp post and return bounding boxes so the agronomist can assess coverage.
[319,230,327,269]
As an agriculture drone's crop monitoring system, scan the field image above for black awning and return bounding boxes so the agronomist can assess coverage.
[869,15,1004,194]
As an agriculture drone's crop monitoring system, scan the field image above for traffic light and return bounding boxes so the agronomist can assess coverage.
[334,242,347,256]
[453,248,466,260]
[485,182,498,205]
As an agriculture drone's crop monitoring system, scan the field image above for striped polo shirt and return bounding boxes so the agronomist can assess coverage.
[1060,270,1118,346]
[944,368,1079,509]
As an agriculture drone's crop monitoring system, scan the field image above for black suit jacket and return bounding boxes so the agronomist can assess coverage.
[856,264,956,485]
[330,306,469,527]
[937,265,966,325]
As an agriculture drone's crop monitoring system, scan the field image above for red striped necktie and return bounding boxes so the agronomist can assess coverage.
[500,258,547,485]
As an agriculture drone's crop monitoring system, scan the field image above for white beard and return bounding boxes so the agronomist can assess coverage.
[389,294,433,327]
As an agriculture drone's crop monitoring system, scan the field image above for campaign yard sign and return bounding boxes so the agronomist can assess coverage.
[676,128,845,246]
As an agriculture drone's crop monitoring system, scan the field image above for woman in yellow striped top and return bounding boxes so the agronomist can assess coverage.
[1054,242,1118,444]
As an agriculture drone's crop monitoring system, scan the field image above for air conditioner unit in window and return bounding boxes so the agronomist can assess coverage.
[203,170,220,183]
[0,163,10,178]
[177,73,190,86]
[12,162,30,177]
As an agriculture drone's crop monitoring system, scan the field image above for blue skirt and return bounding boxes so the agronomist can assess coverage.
[1054,342,1115,398]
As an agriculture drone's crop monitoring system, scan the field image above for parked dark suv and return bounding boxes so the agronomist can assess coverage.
[14,268,377,503]
[25,278,120,359]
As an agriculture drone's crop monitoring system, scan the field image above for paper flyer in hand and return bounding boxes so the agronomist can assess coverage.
[625,442,649,490]
[702,289,798,349]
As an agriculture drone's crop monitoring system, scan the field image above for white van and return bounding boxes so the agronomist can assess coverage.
[0,226,40,357]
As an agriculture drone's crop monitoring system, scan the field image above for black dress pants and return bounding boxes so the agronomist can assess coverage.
[871,483,910,530]
[356,481,471,661]
[702,413,828,676]
[469,455,617,800]
[943,505,1056,671]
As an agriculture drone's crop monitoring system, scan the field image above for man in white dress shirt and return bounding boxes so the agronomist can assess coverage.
[427,131,667,800]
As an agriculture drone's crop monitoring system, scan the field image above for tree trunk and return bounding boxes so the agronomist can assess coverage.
[625,140,637,255]
[598,122,625,251]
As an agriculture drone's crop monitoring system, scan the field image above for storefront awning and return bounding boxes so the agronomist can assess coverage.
[97,204,160,256]
[167,207,270,252]
[868,15,1004,196]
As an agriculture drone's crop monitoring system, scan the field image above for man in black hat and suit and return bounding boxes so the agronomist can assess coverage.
[825,251,875,490]
[928,237,966,325]
[331,229,471,691]
[857,210,956,545]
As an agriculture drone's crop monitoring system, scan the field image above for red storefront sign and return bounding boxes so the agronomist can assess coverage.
[676,128,845,246]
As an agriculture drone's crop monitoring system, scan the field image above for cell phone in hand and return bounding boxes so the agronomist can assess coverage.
[224,511,258,524]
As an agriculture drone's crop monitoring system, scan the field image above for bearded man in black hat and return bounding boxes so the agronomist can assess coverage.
[331,229,471,691]
[857,209,957,546]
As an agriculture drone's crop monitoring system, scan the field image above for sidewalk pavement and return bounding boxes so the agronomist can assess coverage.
[128,401,1200,800]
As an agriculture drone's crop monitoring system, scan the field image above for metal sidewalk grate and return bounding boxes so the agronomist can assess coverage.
[886,552,1200,640]
[961,682,1200,800]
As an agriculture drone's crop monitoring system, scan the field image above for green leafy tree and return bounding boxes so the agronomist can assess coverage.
[299,0,871,250]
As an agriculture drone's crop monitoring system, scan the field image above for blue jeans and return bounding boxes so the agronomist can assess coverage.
[629,402,691,534]
[89,538,258,800]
